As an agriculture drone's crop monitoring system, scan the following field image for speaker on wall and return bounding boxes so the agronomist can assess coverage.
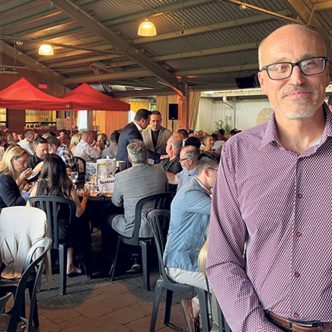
[235,75,259,89]
[168,103,178,120]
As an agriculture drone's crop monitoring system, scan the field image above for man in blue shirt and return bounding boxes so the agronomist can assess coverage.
[164,151,220,332]
[165,145,199,191]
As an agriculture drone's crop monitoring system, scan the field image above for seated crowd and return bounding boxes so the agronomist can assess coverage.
[0,113,238,331]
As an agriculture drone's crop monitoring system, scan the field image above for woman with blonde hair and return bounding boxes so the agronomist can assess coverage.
[0,146,32,209]
[69,133,81,155]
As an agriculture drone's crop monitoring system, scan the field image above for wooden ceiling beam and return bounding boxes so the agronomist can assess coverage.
[62,69,150,85]
[288,0,332,55]
[154,42,259,62]
[48,40,258,69]
[313,1,332,11]
[0,40,65,83]
[112,88,174,98]
[62,62,258,85]
[52,0,187,96]
[177,63,258,76]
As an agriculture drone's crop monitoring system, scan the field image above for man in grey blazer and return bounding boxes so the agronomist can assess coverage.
[142,111,171,163]
[110,140,168,239]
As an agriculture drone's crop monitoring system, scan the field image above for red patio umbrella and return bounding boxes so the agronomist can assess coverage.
[0,78,70,110]
[61,83,130,111]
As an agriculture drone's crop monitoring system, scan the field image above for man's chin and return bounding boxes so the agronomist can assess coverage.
[283,110,316,120]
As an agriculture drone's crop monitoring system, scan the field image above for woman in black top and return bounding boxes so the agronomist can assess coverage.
[0,146,32,209]
[30,154,91,276]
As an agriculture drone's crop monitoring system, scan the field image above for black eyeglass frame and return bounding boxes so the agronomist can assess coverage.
[260,56,329,80]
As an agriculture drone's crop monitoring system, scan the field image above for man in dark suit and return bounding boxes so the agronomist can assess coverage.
[116,108,151,168]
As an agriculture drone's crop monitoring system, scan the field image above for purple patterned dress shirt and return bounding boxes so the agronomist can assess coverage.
[207,105,332,332]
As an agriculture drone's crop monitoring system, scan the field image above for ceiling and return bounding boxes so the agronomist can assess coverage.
[1,0,332,98]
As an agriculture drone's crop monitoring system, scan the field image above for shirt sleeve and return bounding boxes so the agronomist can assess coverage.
[84,143,101,160]
[111,176,123,207]
[184,189,211,215]
[206,146,283,332]
[0,175,26,207]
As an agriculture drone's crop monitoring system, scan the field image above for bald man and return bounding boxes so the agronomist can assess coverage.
[207,25,332,332]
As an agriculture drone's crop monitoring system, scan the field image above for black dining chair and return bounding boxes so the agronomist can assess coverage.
[109,192,174,291]
[147,208,211,332]
[29,196,76,295]
[0,237,52,332]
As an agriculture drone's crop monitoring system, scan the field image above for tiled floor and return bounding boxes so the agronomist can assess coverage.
[36,271,187,332]
[33,229,188,332]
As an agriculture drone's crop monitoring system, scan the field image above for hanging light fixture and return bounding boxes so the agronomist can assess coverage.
[137,18,157,37]
[38,44,54,56]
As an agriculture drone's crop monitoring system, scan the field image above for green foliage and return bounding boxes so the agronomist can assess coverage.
[224,124,231,135]
[215,120,225,130]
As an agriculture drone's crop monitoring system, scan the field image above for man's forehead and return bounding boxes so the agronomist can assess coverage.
[260,25,325,62]
[151,115,161,121]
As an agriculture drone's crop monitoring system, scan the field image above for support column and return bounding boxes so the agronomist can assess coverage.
[6,109,25,132]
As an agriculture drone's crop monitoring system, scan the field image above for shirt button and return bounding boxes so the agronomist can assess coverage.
[293,312,300,319]
[294,271,300,278]
[297,193,303,198]
[295,231,302,237]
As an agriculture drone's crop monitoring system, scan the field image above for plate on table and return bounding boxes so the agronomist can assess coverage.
[90,191,101,197]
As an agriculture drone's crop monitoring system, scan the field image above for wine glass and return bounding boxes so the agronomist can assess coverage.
[70,171,78,186]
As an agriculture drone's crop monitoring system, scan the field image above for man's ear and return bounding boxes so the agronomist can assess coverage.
[257,71,268,96]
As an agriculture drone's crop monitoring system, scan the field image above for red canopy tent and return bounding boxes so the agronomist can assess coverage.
[0,78,70,110]
[61,83,130,111]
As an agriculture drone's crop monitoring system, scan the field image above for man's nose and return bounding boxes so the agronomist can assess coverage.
[288,65,306,85]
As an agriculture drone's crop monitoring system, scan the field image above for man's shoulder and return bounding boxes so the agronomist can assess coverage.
[160,126,171,135]
[174,178,206,201]
[121,122,137,133]
[75,140,85,148]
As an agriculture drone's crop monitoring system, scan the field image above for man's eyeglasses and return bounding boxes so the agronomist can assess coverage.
[208,167,218,172]
[180,158,189,162]
[260,56,328,80]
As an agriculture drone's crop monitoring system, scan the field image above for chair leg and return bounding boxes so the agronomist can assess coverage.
[59,244,67,295]
[196,288,211,332]
[224,319,232,332]
[149,280,164,332]
[140,240,150,291]
[164,289,173,325]
[28,284,39,328]
[109,237,121,281]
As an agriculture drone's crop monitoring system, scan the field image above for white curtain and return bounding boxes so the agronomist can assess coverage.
[196,98,273,133]
[188,91,201,130]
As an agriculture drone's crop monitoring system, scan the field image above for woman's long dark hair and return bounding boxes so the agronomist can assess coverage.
[38,154,73,197]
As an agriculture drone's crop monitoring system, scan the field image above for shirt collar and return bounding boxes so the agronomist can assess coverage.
[260,103,332,150]
[133,121,143,132]
[195,176,211,195]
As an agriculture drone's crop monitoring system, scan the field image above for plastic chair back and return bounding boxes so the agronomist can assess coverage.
[146,208,171,281]
[130,192,174,243]
[0,206,47,277]
[0,237,52,332]
[28,196,76,248]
